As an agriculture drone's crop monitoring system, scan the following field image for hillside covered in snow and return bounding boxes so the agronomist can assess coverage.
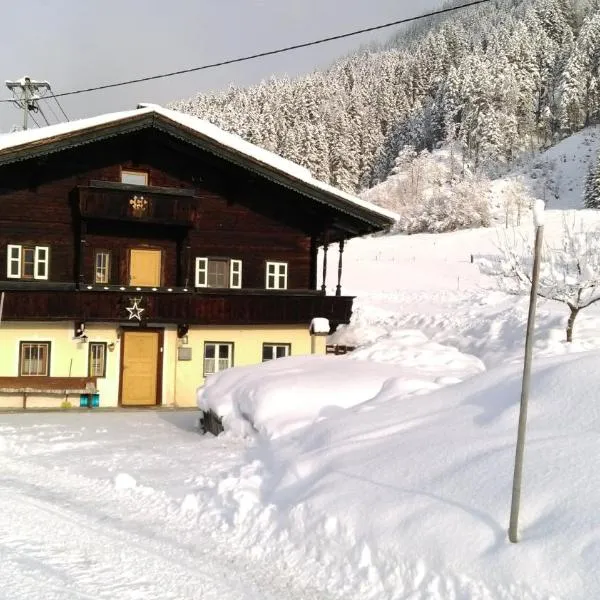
[171,0,600,201]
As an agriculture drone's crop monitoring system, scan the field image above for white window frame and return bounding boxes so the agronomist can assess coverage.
[20,341,51,376]
[195,257,243,289]
[121,170,148,186]
[230,259,242,289]
[7,244,21,279]
[262,343,291,362]
[88,342,107,378]
[95,251,111,284]
[6,244,49,280]
[203,342,233,376]
[266,261,288,290]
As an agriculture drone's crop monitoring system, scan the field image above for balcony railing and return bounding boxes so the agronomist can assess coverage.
[0,289,354,327]
[78,182,197,226]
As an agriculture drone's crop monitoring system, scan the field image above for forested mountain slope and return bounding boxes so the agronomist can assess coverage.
[170,0,600,201]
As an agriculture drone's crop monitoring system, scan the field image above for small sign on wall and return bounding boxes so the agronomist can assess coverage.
[178,347,192,361]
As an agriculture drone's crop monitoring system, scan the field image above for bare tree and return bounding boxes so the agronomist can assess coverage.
[480,215,600,342]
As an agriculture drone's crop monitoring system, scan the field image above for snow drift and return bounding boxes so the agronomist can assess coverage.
[197,349,600,599]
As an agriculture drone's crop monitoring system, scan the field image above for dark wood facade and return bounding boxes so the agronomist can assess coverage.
[0,120,379,328]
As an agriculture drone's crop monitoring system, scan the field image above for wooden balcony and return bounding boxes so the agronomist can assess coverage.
[0,289,354,327]
[78,181,197,226]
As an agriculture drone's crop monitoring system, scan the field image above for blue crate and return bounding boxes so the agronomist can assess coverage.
[80,394,100,408]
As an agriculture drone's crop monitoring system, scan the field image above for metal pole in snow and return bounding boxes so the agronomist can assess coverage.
[509,201,545,543]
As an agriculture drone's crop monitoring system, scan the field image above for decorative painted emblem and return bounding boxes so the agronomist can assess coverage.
[129,195,150,217]
[126,297,145,321]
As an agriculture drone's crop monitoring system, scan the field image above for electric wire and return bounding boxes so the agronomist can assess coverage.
[40,96,60,123]
[49,92,70,121]
[0,0,490,104]
[36,103,51,126]
[28,111,41,128]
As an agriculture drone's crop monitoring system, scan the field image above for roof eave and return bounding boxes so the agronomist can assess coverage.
[0,110,395,235]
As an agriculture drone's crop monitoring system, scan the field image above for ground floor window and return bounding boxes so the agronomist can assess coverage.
[262,343,291,362]
[20,342,51,376]
[203,342,233,376]
[88,342,107,378]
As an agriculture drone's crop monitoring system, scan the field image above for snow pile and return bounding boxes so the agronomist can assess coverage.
[114,472,137,490]
[196,349,600,599]
[197,332,484,439]
[363,144,491,233]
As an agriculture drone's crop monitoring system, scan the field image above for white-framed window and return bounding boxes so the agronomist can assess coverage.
[266,261,288,290]
[95,251,111,284]
[262,343,291,362]
[121,170,148,186]
[195,258,242,289]
[7,245,49,280]
[203,342,233,376]
[88,342,107,378]
[20,341,51,376]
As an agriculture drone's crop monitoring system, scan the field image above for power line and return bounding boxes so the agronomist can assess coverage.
[35,103,50,126]
[0,0,490,104]
[40,96,60,122]
[49,92,69,121]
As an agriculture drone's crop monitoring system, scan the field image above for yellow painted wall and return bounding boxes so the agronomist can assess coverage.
[0,322,121,408]
[0,322,325,409]
[174,325,325,407]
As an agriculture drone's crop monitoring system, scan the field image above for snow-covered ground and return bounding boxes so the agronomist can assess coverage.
[196,207,600,599]
[4,135,600,598]
[0,412,338,600]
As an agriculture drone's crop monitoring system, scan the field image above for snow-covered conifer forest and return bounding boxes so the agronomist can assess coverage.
[169,0,600,231]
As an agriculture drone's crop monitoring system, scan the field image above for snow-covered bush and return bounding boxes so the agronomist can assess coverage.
[364,144,490,234]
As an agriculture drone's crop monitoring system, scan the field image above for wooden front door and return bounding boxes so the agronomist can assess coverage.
[120,330,162,406]
[129,249,161,287]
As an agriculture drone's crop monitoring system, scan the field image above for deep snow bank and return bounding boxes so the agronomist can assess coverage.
[197,330,484,438]
[196,350,600,599]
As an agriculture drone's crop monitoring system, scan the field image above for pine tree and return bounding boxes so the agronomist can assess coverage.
[584,152,600,208]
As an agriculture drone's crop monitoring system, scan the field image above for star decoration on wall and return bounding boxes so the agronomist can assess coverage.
[126,297,145,321]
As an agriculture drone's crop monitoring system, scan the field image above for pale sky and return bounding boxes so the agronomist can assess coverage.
[0,0,441,132]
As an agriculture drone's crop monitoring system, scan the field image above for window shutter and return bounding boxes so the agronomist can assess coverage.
[7,245,21,279]
[195,257,208,287]
[279,263,288,289]
[34,246,49,280]
[230,260,242,289]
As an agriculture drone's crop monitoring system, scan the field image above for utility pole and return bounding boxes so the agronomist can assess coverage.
[508,199,545,543]
[5,76,51,130]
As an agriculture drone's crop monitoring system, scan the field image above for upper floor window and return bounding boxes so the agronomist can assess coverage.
[7,245,49,280]
[266,262,287,290]
[121,170,148,186]
[95,251,111,284]
[195,258,242,289]
[20,341,50,376]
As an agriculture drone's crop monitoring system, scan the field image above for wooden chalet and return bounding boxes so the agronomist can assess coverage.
[0,104,395,409]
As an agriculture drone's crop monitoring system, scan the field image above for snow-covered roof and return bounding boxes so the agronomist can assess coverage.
[0,104,397,232]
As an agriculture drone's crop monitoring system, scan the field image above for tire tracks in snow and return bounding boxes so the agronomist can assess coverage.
[0,444,338,600]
